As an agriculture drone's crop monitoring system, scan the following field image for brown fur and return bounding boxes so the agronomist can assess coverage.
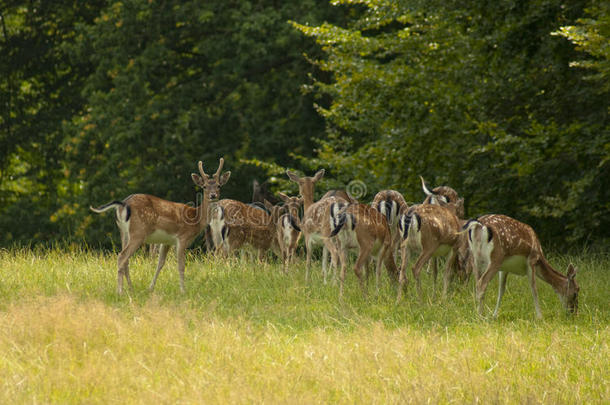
[212,199,278,259]
[90,159,230,294]
[397,204,461,302]
[334,203,398,298]
[286,169,345,282]
[467,214,579,318]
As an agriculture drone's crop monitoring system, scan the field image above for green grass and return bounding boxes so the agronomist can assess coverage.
[0,247,608,403]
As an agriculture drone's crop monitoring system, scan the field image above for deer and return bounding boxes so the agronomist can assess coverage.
[371,190,409,264]
[90,158,230,295]
[208,198,279,260]
[420,176,464,218]
[396,203,464,302]
[264,193,303,272]
[463,214,579,319]
[286,169,349,283]
[418,176,471,281]
[330,202,399,299]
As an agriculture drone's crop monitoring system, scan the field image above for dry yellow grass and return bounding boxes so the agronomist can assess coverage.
[0,294,607,404]
[0,249,608,403]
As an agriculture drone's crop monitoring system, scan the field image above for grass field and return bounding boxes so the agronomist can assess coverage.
[0,247,608,404]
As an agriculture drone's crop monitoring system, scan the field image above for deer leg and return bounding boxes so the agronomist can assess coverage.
[412,250,435,302]
[397,243,409,303]
[176,242,187,294]
[375,245,388,294]
[149,244,170,292]
[117,237,144,295]
[476,255,502,316]
[431,257,439,299]
[354,244,372,298]
[442,250,458,299]
[493,271,508,319]
[305,235,312,282]
[338,246,348,300]
[322,244,329,284]
[527,257,543,319]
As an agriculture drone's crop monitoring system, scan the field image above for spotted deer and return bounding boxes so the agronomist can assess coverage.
[90,158,230,294]
[286,169,348,283]
[209,198,278,260]
[397,204,464,302]
[371,190,409,263]
[330,202,398,298]
[420,176,464,218]
[463,214,579,319]
[264,193,303,272]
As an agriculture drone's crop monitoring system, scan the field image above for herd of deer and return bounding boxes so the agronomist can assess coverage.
[91,158,579,319]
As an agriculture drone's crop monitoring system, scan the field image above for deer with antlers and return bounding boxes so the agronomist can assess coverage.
[90,158,230,294]
[396,203,464,302]
[330,202,399,298]
[463,214,579,319]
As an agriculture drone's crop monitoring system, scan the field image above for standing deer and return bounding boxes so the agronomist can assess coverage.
[264,193,303,272]
[209,198,278,260]
[420,176,464,218]
[463,214,579,319]
[90,158,230,294]
[330,202,398,298]
[397,204,463,302]
[371,190,409,264]
[286,169,348,283]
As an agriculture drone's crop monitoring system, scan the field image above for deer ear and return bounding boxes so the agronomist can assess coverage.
[286,170,300,183]
[191,173,203,186]
[219,171,231,186]
[278,192,290,202]
[313,169,325,182]
[567,264,577,280]
[263,199,274,211]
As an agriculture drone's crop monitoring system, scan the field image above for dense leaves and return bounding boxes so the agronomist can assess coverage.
[294,0,609,247]
[0,0,608,248]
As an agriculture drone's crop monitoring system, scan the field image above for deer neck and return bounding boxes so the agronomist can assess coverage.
[537,258,569,297]
[195,191,214,232]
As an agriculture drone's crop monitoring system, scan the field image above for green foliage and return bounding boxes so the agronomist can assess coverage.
[0,0,343,246]
[295,0,610,246]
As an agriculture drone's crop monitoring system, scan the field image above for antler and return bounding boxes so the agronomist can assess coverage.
[420,176,433,196]
[198,161,208,179]
[214,157,224,179]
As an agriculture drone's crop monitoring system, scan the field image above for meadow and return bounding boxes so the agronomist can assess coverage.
[0,247,608,404]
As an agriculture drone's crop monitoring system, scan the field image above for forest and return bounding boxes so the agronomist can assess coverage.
[1,0,608,249]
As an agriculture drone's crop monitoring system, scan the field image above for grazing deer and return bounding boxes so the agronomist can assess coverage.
[286,169,347,283]
[463,214,579,319]
[397,204,463,302]
[371,190,409,263]
[209,198,278,260]
[420,176,464,219]
[330,202,398,298]
[264,193,303,272]
[90,158,230,294]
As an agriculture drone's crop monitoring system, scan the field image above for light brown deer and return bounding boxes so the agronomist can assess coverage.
[463,214,579,319]
[420,176,464,218]
[397,204,463,302]
[286,169,349,283]
[90,158,230,294]
[371,190,409,263]
[209,199,278,259]
[264,193,303,272]
[331,202,398,298]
